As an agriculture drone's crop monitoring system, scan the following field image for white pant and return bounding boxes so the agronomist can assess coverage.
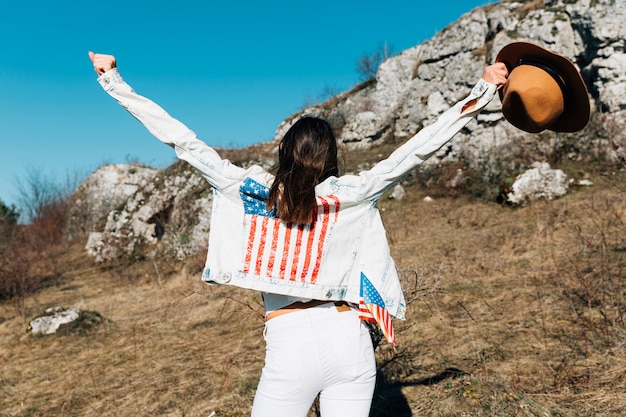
[251,303,377,417]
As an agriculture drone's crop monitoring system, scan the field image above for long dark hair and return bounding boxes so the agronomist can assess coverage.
[267,117,338,224]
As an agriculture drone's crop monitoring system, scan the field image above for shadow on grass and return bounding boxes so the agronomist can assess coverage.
[370,367,469,417]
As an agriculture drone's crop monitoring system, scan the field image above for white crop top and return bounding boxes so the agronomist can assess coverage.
[262,292,311,318]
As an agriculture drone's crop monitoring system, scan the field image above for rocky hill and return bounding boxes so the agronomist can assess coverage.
[66,0,626,262]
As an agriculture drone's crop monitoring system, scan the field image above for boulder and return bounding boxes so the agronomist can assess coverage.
[506,162,569,205]
[29,307,80,335]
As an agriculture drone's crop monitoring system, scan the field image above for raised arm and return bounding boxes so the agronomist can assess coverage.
[339,63,509,202]
[461,62,509,113]
[88,52,252,190]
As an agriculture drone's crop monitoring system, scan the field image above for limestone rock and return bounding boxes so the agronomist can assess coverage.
[65,164,159,241]
[82,162,211,262]
[388,184,406,200]
[506,162,569,205]
[29,307,80,335]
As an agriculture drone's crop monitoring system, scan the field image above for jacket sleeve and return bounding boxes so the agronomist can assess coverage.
[339,79,498,202]
[97,68,247,190]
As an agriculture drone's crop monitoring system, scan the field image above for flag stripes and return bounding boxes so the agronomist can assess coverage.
[358,300,375,321]
[240,178,340,284]
[359,272,396,348]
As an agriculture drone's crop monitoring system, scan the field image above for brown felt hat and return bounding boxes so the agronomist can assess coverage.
[496,42,590,133]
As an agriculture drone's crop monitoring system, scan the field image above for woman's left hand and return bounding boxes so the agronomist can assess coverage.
[88,51,117,76]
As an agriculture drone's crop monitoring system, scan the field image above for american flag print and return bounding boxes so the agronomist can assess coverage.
[359,272,396,348]
[239,178,340,284]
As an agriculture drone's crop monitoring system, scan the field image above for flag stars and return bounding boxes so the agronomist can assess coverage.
[240,178,274,217]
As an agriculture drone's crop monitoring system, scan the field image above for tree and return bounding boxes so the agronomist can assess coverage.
[0,170,76,312]
[356,42,396,82]
[0,199,19,225]
[14,166,82,224]
[0,199,19,245]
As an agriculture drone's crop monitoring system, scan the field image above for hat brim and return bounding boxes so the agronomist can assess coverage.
[496,42,590,133]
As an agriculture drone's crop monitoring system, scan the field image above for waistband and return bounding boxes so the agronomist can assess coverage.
[265,300,352,321]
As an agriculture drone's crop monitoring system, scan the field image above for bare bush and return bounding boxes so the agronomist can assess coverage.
[553,195,626,351]
[0,170,77,315]
[14,166,81,224]
[356,42,395,81]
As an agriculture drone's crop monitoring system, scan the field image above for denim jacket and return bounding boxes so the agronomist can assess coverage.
[98,68,496,320]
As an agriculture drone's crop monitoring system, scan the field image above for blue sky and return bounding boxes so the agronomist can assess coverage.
[0,0,490,209]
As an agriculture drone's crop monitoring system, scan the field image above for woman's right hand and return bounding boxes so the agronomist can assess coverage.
[88,51,116,76]
[481,62,509,90]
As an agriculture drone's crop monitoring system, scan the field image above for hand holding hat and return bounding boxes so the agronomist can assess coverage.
[496,42,590,133]
[482,62,509,89]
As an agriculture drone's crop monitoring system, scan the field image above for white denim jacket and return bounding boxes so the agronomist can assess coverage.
[97,68,496,320]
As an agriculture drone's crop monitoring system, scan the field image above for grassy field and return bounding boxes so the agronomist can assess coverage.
[1,168,625,416]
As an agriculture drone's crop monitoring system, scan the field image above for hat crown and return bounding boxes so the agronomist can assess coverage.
[496,42,590,133]
[501,64,565,133]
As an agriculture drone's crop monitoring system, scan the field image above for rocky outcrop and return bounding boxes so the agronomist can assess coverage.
[279,0,625,171]
[65,164,159,241]
[72,162,212,262]
[67,0,626,262]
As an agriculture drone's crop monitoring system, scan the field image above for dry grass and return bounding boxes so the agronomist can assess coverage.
[1,169,626,416]
[0,253,266,417]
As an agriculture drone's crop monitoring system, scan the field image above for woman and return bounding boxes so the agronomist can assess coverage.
[89,52,507,416]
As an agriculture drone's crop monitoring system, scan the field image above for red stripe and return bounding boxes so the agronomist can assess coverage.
[329,194,340,221]
[372,306,395,343]
[310,197,331,283]
[358,300,376,321]
[300,207,317,281]
[289,224,305,281]
[243,215,257,273]
[255,216,269,275]
[266,218,281,277]
[279,222,293,280]
[359,312,376,322]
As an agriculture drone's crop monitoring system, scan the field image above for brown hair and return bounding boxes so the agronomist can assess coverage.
[267,117,338,224]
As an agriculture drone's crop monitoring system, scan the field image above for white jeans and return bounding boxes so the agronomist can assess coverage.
[251,303,377,417]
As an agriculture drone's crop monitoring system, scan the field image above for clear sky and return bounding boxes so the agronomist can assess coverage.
[0,0,490,209]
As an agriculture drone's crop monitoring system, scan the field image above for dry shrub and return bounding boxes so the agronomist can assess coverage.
[551,194,626,351]
[0,196,71,316]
